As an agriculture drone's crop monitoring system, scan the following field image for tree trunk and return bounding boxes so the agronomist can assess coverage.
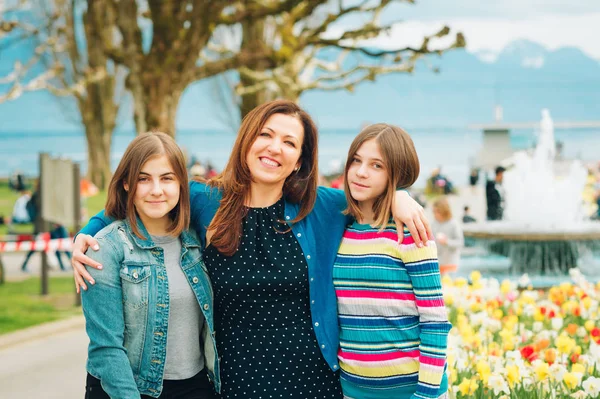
[239,19,273,119]
[84,121,112,190]
[140,82,183,137]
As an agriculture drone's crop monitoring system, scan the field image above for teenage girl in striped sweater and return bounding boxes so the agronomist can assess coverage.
[333,124,452,399]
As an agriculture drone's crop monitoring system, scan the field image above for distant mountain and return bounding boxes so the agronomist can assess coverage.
[496,39,548,69]
[300,39,600,128]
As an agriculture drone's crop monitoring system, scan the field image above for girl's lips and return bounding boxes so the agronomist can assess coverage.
[352,182,369,188]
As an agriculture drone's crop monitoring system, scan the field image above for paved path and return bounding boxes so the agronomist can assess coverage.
[0,326,88,398]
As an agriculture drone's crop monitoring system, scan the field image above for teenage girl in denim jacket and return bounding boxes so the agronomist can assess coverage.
[81,132,219,399]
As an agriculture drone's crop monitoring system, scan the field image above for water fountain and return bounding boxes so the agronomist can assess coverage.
[463,109,600,276]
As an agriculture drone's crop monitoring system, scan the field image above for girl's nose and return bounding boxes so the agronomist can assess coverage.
[150,180,162,195]
[356,165,368,178]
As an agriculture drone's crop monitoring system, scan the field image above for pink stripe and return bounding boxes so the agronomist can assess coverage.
[336,290,415,301]
[344,231,399,241]
[420,356,447,367]
[400,235,414,245]
[340,350,420,362]
[415,299,444,307]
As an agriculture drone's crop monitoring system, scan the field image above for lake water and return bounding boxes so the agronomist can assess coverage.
[1,127,599,188]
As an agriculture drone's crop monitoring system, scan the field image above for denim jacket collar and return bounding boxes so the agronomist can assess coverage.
[122,218,201,250]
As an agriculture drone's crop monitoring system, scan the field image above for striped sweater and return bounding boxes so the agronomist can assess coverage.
[333,221,452,399]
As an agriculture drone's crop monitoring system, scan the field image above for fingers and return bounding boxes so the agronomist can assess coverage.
[75,234,98,253]
[395,220,406,244]
[73,251,103,270]
[406,220,424,248]
[71,234,102,293]
[73,260,89,292]
[84,235,100,251]
[413,217,428,247]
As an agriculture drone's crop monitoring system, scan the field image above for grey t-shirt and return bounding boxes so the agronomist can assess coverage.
[151,234,204,380]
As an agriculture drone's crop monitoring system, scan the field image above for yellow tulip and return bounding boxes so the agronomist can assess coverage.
[506,364,520,387]
[493,308,504,320]
[585,320,595,332]
[476,361,491,384]
[458,378,479,395]
[535,362,549,381]
[572,363,585,374]
[470,270,482,283]
[563,372,579,390]
[556,335,576,354]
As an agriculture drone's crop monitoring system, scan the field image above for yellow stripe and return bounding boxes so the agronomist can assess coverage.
[340,361,420,377]
[338,242,399,256]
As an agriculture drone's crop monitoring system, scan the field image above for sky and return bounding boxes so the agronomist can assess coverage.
[333,0,600,59]
[1,0,600,132]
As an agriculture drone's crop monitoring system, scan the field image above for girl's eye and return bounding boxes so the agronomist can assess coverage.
[259,132,270,137]
[138,177,149,182]
[285,141,296,147]
[352,158,361,163]
[162,176,174,181]
[373,163,383,169]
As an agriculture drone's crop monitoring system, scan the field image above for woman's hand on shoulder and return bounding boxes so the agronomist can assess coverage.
[72,234,103,293]
[392,191,432,247]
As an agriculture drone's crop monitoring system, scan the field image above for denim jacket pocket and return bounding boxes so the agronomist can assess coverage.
[120,264,151,310]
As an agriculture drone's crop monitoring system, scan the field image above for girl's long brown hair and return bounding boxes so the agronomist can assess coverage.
[208,100,319,256]
[105,132,190,239]
[344,123,420,229]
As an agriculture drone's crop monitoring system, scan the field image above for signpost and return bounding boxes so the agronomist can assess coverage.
[39,153,81,302]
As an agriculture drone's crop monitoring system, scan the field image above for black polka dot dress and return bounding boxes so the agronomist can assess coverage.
[203,198,343,399]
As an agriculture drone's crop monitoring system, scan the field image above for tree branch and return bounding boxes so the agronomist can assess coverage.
[218,0,309,25]
[193,50,275,81]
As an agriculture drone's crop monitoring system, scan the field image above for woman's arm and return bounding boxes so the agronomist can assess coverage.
[397,232,452,399]
[81,238,141,399]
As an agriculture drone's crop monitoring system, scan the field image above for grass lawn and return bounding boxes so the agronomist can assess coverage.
[0,276,82,335]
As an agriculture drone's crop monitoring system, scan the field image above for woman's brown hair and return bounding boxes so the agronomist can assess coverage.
[208,100,319,256]
[105,131,190,238]
[344,123,420,229]
[433,196,453,222]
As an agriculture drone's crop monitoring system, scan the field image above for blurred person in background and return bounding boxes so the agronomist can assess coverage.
[432,197,464,274]
[486,166,505,220]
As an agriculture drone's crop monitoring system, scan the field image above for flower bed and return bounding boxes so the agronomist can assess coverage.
[443,269,600,398]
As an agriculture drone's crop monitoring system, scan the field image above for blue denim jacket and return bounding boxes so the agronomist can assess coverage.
[81,182,350,372]
[81,219,220,398]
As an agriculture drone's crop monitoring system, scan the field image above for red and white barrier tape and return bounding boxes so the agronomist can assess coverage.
[0,238,73,253]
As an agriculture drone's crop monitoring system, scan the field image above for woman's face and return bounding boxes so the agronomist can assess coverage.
[124,155,180,230]
[246,113,304,190]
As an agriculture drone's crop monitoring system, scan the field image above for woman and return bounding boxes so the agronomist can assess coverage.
[72,101,431,398]
[431,196,464,274]
[333,124,451,399]
[81,132,219,398]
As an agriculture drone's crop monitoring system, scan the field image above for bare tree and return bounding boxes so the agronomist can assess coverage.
[232,0,465,116]
[102,0,302,136]
[0,0,65,103]
[34,0,124,189]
